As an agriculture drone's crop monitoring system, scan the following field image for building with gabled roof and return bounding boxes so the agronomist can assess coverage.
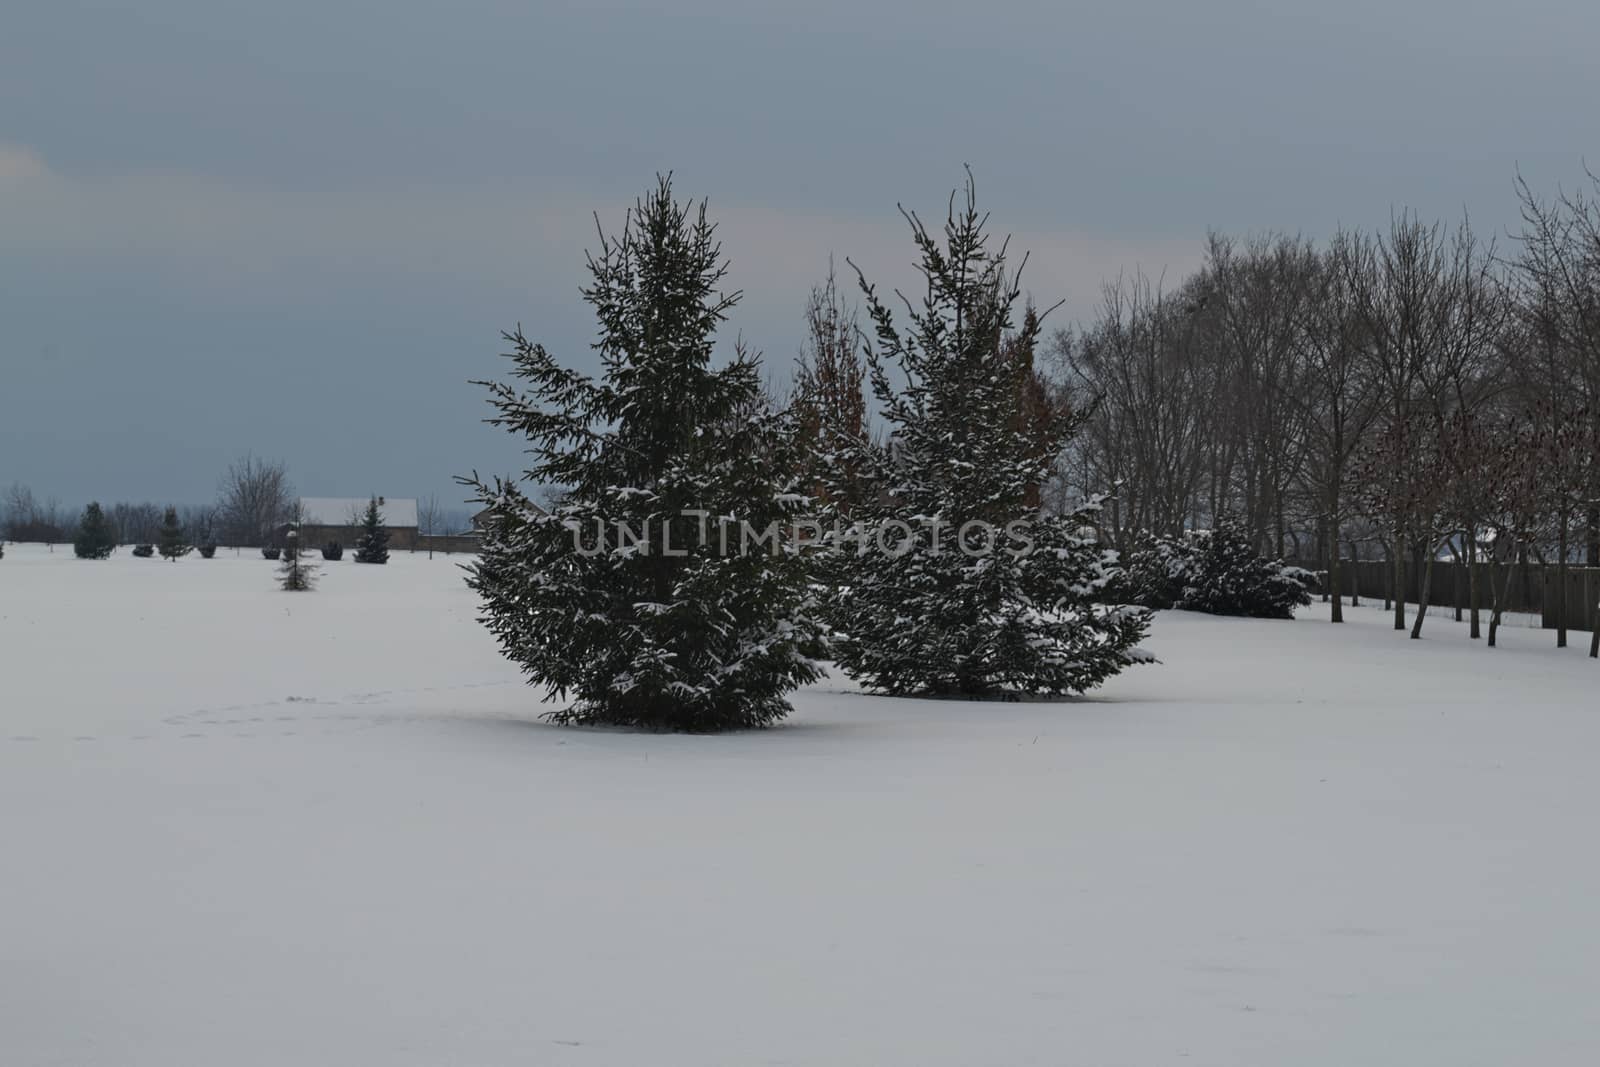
[291,496,419,551]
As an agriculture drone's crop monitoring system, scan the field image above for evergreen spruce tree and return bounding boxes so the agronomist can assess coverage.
[73,502,117,560]
[352,497,390,564]
[817,173,1150,696]
[157,506,190,561]
[464,174,822,731]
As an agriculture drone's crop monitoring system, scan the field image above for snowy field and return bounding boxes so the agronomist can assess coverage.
[3,542,1598,1067]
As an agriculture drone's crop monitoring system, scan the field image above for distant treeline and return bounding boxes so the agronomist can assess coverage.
[2,456,471,548]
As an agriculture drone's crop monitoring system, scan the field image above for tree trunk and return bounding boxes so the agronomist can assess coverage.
[1383,545,1392,612]
[1450,543,1462,623]
[1411,540,1437,640]
[1392,531,1406,630]
[1489,548,1522,649]
[1590,589,1599,658]
[1329,545,1344,623]
[1411,541,1426,625]
[1467,530,1482,640]
[1557,513,1569,649]
[1317,515,1330,604]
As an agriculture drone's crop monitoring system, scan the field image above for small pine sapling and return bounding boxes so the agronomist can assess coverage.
[157,507,191,561]
[278,531,317,591]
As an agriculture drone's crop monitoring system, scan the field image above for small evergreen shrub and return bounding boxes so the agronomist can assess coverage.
[198,543,217,559]
[261,546,281,561]
[1104,532,1191,610]
[1110,526,1313,619]
[132,544,155,558]
[1174,526,1315,619]
[321,541,344,561]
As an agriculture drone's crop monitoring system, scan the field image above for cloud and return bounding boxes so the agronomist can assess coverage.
[0,142,48,180]
[713,200,1206,331]
[0,158,1206,331]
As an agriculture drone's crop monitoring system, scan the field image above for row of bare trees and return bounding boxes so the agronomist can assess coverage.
[2,483,69,543]
[1049,170,1600,654]
[2,456,296,551]
[93,457,295,549]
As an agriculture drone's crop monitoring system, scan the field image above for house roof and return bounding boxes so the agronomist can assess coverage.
[298,497,419,528]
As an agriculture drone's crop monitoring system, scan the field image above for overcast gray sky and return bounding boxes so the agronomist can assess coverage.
[4,0,1597,511]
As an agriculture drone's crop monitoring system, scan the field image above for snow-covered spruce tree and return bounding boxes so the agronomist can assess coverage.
[352,497,389,564]
[157,507,190,561]
[73,502,117,560]
[463,175,822,731]
[817,175,1150,696]
[1172,525,1314,619]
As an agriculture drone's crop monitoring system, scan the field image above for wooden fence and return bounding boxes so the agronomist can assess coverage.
[1292,559,1600,633]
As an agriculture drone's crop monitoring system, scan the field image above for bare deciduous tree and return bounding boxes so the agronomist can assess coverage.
[2,484,67,543]
[417,493,444,558]
[1291,230,1380,623]
[793,261,869,514]
[215,454,293,548]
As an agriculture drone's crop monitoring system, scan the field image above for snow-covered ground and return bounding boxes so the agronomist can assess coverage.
[3,542,1598,1066]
